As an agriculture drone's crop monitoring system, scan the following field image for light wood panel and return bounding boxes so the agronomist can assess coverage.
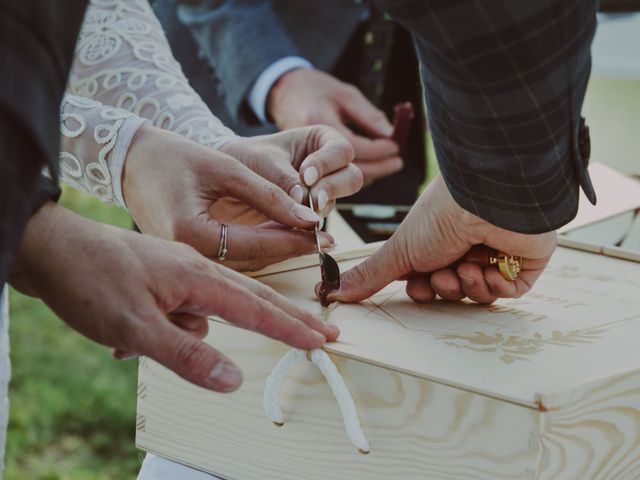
[537,370,640,479]
[255,247,640,407]
[138,243,640,478]
[137,323,540,480]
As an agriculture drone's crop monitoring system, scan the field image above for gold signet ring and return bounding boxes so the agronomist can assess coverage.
[488,251,522,281]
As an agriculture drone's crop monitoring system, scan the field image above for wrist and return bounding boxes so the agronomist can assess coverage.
[10,203,78,297]
[122,122,157,207]
[266,67,310,124]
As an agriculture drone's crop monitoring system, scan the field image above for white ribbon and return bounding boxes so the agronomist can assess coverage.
[263,349,370,453]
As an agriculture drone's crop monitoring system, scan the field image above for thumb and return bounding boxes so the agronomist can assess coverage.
[329,237,412,303]
[147,319,243,393]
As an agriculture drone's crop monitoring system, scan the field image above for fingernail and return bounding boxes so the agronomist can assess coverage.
[294,204,321,223]
[378,121,394,137]
[327,324,339,334]
[120,353,139,361]
[318,216,324,230]
[289,184,304,204]
[304,167,319,187]
[317,189,328,211]
[209,360,242,391]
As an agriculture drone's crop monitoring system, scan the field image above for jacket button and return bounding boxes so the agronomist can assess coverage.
[579,117,590,166]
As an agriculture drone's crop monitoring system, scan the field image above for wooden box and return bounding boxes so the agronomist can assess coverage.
[136,243,640,480]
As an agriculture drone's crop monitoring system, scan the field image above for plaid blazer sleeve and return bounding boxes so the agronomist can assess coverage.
[374,0,597,234]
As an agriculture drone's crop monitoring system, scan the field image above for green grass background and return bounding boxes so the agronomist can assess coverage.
[6,187,141,480]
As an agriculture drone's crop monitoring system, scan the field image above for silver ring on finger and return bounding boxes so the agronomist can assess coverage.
[217,224,228,261]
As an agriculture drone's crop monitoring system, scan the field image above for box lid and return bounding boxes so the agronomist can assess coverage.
[255,245,640,410]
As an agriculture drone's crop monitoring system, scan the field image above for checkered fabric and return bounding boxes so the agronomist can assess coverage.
[374,0,597,233]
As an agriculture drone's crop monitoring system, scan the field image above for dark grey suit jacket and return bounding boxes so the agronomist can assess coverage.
[0,0,87,288]
[154,0,368,135]
[156,0,598,234]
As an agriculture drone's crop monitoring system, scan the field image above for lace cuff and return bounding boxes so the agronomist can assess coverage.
[60,0,239,206]
[60,95,147,207]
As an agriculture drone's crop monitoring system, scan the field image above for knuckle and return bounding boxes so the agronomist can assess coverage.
[336,140,355,163]
[348,164,364,192]
[301,112,323,126]
[262,182,284,205]
[175,336,210,375]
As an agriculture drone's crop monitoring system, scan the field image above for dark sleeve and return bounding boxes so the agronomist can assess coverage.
[0,0,86,287]
[171,0,302,123]
[373,0,597,234]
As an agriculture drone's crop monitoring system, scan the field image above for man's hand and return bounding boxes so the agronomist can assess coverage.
[268,69,402,187]
[219,126,363,218]
[11,203,339,393]
[327,175,557,304]
[123,125,347,272]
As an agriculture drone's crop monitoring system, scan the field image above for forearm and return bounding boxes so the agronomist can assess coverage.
[9,202,103,298]
[61,0,239,207]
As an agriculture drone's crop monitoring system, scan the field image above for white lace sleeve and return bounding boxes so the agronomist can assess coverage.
[59,0,238,207]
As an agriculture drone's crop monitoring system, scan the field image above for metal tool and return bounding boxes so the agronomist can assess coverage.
[308,191,340,311]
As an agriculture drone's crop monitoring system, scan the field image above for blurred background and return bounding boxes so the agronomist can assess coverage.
[6,10,640,480]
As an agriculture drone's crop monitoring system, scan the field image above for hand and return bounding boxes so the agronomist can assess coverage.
[123,124,334,272]
[219,126,362,218]
[268,69,402,187]
[326,175,557,305]
[11,203,339,392]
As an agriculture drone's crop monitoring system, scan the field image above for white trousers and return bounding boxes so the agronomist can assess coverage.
[0,287,11,480]
[138,454,224,480]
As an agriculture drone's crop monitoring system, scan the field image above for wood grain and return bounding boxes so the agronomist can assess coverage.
[137,322,540,480]
[537,370,640,479]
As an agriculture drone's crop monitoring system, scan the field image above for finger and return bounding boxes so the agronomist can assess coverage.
[483,267,540,299]
[175,215,332,271]
[310,163,363,211]
[215,267,340,342]
[339,87,394,138]
[170,313,209,339]
[145,320,244,392]
[348,135,399,161]
[430,269,465,301]
[112,349,138,360]
[112,313,209,360]
[355,156,403,186]
[405,276,436,303]
[187,267,330,349]
[221,224,332,271]
[299,128,355,188]
[456,263,498,304]
[329,236,412,303]
[220,160,321,228]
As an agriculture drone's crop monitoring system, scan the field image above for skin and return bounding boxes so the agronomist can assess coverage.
[122,124,361,272]
[11,203,339,393]
[268,68,402,187]
[325,174,557,305]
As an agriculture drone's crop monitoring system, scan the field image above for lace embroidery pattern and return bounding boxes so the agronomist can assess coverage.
[59,0,237,204]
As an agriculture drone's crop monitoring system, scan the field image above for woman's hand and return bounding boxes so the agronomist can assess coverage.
[123,125,340,272]
[12,203,339,393]
[218,125,363,219]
